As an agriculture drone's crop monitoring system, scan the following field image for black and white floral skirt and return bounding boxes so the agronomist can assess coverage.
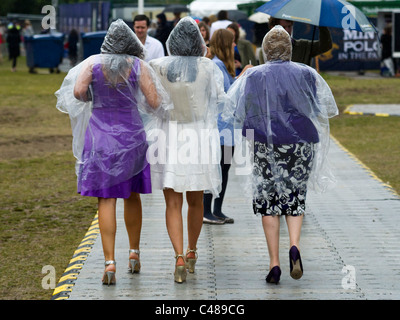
[252,141,315,216]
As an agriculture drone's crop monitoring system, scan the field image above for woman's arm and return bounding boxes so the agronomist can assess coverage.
[73,60,92,102]
[139,62,161,110]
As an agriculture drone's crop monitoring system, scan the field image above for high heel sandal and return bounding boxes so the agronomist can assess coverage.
[174,254,187,283]
[186,248,198,273]
[102,260,116,286]
[128,249,141,274]
[266,266,281,285]
[289,245,303,280]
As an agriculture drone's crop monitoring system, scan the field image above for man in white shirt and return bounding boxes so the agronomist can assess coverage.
[133,15,165,62]
[209,10,232,39]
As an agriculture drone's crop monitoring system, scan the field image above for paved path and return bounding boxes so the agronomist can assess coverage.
[52,137,400,300]
[344,104,400,117]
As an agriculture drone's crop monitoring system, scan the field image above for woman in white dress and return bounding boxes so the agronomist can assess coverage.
[149,17,226,283]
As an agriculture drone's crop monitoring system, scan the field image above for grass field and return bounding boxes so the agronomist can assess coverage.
[0,57,399,300]
[323,73,400,193]
[0,57,97,300]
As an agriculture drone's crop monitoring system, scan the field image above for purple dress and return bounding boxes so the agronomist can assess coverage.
[78,59,151,198]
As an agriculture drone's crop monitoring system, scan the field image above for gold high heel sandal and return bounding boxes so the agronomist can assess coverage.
[102,260,116,286]
[186,248,198,273]
[128,249,141,274]
[174,254,187,283]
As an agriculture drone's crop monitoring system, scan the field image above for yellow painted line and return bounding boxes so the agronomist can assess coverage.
[53,284,73,296]
[343,104,353,114]
[51,212,99,300]
[68,255,87,264]
[64,263,84,273]
[344,105,394,117]
[58,273,78,283]
[375,113,389,117]
[72,247,91,255]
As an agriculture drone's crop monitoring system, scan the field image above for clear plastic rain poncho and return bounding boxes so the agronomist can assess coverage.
[148,17,227,196]
[223,25,339,202]
[55,19,171,196]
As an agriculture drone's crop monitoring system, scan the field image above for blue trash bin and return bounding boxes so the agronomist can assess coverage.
[81,31,107,59]
[25,33,64,69]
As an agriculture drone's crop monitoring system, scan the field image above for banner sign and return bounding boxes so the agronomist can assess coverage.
[59,2,110,34]
[293,19,380,71]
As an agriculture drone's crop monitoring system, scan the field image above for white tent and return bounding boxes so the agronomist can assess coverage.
[189,0,257,18]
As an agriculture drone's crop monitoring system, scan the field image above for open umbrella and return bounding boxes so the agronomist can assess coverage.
[256,0,377,33]
[227,10,248,22]
[249,12,270,24]
[163,4,189,14]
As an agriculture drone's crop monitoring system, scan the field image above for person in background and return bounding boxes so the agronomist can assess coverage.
[198,21,210,47]
[55,19,170,285]
[210,10,232,39]
[22,20,37,73]
[225,25,338,285]
[259,18,332,66]
[0,21,6,64]
[202,16,210,27]
[133,14,165,62]
[68,29,79,67]
[198,21,211,58]
[22,20,34,37]
[204,29,252,225]
[7,22,21,72]
[172,11,182,27]
[155,13,172,56]
[227,22,257,75]
[380,23,396,77]
[208,14,217,28]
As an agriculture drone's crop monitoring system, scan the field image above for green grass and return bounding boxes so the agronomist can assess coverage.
[0,57,96,300]
[0,57,399,300]
[322,72,400,194]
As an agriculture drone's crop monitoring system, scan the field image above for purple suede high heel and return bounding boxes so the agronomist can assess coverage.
[289,246,303,280]
[266,266,281,285]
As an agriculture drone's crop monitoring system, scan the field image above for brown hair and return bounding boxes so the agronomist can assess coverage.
[198,21,210,42]
[227,22,240,44]
[210,29,235,78]
[268,17,293,30]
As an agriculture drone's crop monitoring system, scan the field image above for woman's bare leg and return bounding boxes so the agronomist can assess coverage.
[164,189,185,266]
[186,191,204,257]
[262,215,280,270]
[285,214,303,249]
[124,192,142,261]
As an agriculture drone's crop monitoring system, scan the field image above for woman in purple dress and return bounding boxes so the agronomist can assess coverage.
[56,20,169,285]
[225,26,338,284]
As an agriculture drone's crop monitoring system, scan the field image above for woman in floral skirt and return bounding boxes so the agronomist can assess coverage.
[225,25,338,284]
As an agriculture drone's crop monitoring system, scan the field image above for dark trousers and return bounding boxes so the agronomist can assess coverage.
[11,56,17,68]
[203,145,234,215]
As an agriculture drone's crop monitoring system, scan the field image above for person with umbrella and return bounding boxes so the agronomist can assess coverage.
[255,0,377,67]
[258,17,332,66]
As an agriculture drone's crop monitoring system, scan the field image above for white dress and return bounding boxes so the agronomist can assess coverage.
[149,56,226,196]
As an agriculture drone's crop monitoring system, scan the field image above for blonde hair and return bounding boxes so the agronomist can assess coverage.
[210,29,235,78]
